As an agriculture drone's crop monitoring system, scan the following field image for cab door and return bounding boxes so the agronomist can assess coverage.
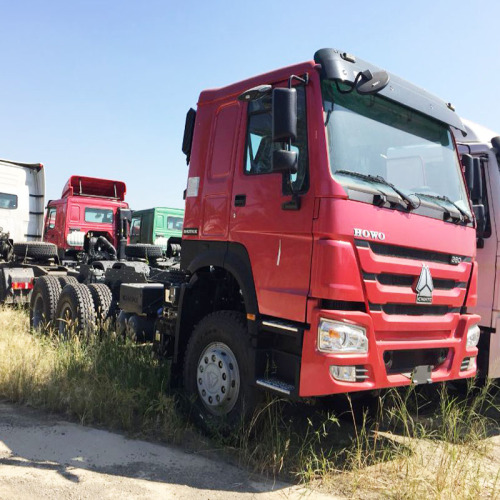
[229,85,314,323]
[43,204,58,245]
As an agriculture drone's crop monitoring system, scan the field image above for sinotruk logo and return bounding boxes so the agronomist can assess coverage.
[415,264,434,304]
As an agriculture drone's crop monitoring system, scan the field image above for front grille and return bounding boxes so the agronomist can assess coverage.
[356,367,369,381]
[355,239,471,265]
[370,303,459,316]
[384,348,448,374]
[320,299,366,312]
[461,357,471,371]
[365,273,464,290]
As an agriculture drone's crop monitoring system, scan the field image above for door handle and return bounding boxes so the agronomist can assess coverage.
[234,194,246,207]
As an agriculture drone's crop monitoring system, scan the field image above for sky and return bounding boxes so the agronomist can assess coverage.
[1,0,499,209]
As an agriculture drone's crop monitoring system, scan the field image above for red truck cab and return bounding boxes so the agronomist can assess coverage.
[179,48,480,402]
[44,176,129,259]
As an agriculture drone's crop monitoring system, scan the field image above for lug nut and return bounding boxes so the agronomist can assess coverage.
[218,361,223,368]
[212,355,216,362]
[221,386,225,393]
[222,373,226,380]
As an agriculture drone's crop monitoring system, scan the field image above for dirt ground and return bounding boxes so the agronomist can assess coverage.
[0,401,340,500]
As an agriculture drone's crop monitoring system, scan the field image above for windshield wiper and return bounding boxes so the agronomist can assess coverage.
[336,170,418,210]
[414,192,471,223]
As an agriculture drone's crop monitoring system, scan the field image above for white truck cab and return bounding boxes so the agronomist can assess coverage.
[0,159,60,304]
[0,158,45,242]
[454,120,500,378]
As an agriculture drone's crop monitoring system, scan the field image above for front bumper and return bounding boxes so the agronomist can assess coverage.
[299,307,479,397]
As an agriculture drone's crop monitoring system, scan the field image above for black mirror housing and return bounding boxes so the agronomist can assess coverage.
[472,157,484,202]
[356,70,390,95]
[473,204,486,239]
[461,154,474,192]
[272,88,297,142]
[273,150,298,174]
[182,108,196,165]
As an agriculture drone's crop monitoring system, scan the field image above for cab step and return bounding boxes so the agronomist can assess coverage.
[256,377,295,396]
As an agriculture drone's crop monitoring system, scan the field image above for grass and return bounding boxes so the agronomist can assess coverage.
[0,306,499,499]
[0,307,184,440]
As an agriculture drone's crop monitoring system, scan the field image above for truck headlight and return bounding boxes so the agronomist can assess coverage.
[466,324,480,348]
[318,319,368,353]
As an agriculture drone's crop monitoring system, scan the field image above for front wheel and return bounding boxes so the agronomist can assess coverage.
[182,311,258,430]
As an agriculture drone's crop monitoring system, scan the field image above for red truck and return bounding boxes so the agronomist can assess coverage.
[111,48,481,427]
[35,48,480,427]
[43,176,130,261]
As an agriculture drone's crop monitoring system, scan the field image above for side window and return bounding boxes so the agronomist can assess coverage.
[130,218,141,237]
[244,86,309,193]
[47,207,57,229]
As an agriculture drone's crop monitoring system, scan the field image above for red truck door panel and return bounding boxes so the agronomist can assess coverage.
[201,102,241,238]
[229,86,314,323]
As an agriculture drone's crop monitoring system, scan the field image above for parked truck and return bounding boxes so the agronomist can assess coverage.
[130,207,183,256]
[453,120,500,378]
[0,158,64,304]
[100,48,481,427]
[43,175,131,262]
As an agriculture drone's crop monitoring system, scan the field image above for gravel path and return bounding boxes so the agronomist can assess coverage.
[0,402,339,499]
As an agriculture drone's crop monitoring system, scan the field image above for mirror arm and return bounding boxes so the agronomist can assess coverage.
[287,73,309,89]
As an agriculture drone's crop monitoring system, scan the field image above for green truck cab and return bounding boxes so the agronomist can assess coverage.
[130,207,184,254]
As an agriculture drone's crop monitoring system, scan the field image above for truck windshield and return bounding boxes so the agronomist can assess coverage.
[84,207,113,224]
[0,192,18,209]
[322,81,470,217]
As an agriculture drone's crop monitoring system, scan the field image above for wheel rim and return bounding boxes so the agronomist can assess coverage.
[58,303,74,335]
[32,294,44,328]
[197,342,240,416]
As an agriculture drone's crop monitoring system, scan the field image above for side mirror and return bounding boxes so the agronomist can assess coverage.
[272,88,297,142]
[272,150,298,174]
[182,108,196,165]
[492,136,500,153]
[461,154,474,192]
[473,204,486,244]
[356,70,390,95]
[471,158,483,202]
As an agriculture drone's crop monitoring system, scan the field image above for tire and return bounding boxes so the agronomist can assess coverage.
[13,242,58,260]
[182,311,258,431]
[0,269,6,302]
[58,276,79,288]
[30,276,62,329]
[55,284,96,337]
[87,283,113,321]
[125,244,163,260]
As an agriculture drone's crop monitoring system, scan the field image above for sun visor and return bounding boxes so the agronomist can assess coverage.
[314,48,466,133]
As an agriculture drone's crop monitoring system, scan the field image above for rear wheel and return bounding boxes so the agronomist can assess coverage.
[58,276,79,288]
[87,283,114,322]
[0,269,6,302]
[182,311,258,431]
[55,284,96,337]
[30,276,62,329]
